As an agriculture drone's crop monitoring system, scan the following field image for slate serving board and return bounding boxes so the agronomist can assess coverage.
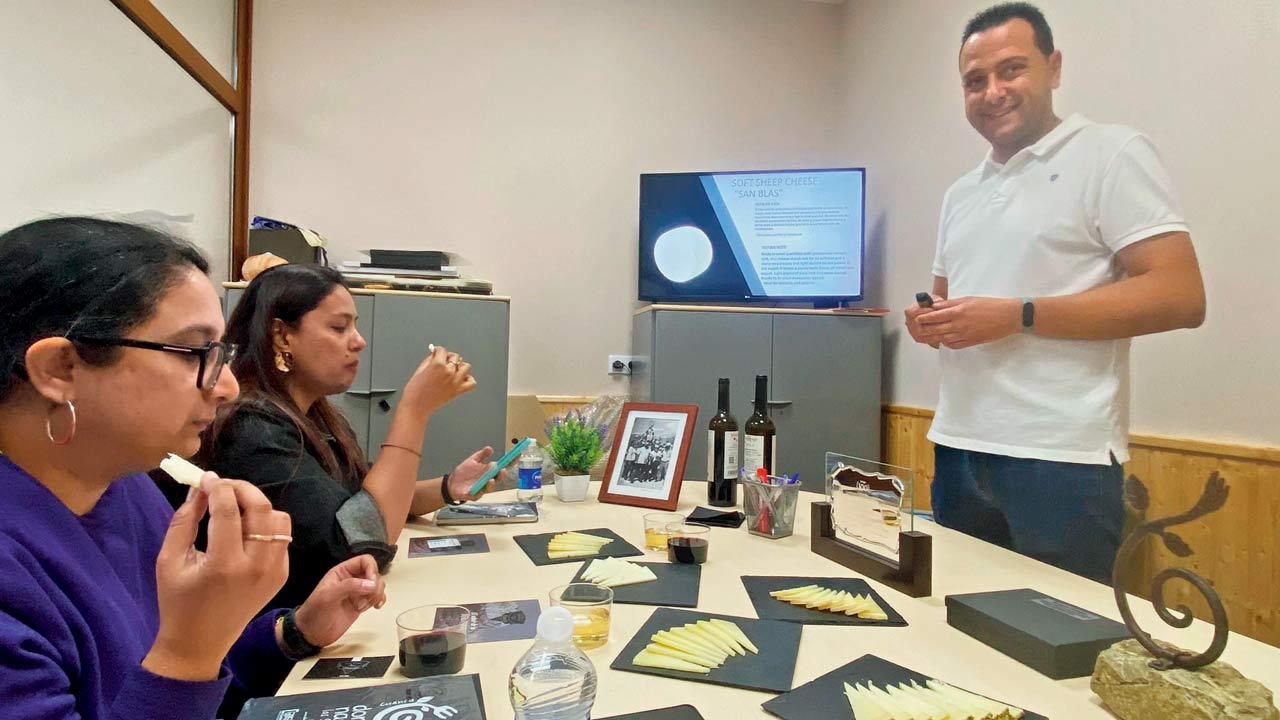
[741,575,907,627]
[571,560,701,608]
[610,607,801,694]
[761,654,1048,720]
[513,527,644,566]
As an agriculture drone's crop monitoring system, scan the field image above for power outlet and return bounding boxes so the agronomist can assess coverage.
[608,355,639,376]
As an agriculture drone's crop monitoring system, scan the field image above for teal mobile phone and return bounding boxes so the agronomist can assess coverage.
[469,436,534,496]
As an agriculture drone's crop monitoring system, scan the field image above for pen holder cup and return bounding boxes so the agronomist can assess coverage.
[742,476,801,539]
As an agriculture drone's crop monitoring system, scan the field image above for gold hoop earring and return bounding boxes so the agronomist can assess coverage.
[45,400,77,446]
[274,350,293,373]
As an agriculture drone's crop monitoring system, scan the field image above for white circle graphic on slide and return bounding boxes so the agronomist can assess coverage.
[653,225,713,283]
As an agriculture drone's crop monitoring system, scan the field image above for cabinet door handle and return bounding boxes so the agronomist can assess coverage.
[345,388,399,397]
[767,399,793,407]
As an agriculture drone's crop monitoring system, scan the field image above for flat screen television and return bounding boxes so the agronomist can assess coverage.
[638,167,865,304]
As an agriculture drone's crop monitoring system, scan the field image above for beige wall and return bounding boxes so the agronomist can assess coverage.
[252,0,1278,447]
[249,0,846,396]
[842,0,1279,447]
[1,0,234,280]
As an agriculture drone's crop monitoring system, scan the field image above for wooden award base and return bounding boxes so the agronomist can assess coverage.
[810,501,933,598]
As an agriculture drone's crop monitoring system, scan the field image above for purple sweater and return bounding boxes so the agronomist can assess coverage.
[0,455,294,719]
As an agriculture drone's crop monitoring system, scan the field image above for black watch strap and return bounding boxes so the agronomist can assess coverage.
[281,608,322,659]
[1021,296,1036,331]
[439,473,465,506]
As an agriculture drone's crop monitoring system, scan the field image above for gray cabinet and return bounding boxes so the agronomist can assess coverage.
[225,286,509,479]
[632,306,881,494]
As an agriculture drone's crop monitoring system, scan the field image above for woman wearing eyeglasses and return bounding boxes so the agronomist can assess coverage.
[0,217,387,719]
[196,264,496,612]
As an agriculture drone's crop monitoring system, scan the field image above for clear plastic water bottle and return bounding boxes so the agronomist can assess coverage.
[509,606,597,720]
[516,439,543,503]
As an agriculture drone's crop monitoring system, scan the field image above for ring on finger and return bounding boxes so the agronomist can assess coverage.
[245,533,293,543]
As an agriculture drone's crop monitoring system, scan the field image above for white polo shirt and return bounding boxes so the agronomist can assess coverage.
[928,113,1189,465]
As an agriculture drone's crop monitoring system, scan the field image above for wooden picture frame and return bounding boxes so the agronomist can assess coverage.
[598,402,699,511]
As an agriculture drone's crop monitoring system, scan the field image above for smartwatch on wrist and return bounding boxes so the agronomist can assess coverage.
[1021,296,1036,333]
[280,608,322,659]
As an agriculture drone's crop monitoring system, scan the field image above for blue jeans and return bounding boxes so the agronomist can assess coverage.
[931,445,1124,584]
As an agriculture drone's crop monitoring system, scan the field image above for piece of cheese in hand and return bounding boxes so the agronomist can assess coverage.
[160,453,206,487]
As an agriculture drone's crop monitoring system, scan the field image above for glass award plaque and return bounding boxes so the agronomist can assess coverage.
[825,453,915,561]
[810,452,932,597]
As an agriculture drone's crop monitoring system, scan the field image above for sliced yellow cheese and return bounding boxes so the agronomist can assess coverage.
[696,620,743,656]
[804,588,842,608]
[548,539,609,548]
[650,632,722,666]
[769,584,820,600]
[886,682,949,718]
[643,642,718,670]
[662,627,727,662]
[843,678,1024,720]
[581,557,657,588]
[632,649,710,674]
[547,548,597,559]
[784,587,830,604]
[927,679,1022,719]
[772,584,890,620]
[845,682,891,720]
[683,623,736,657]
[708,619,758,654]
[559,532,612,544]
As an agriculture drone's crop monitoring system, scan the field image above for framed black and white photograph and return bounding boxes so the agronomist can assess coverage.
[599,402,698,510]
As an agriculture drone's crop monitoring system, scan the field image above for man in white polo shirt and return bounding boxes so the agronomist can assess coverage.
[905,2,1206,583]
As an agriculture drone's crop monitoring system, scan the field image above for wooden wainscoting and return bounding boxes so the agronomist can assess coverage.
[883,404,1280,649]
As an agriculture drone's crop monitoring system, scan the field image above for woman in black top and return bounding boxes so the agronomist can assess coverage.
[200,265,495,609]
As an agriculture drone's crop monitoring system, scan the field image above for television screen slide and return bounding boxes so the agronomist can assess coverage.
[639,168,864,302]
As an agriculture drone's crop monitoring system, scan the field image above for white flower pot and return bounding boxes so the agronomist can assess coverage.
[555,472,591,502]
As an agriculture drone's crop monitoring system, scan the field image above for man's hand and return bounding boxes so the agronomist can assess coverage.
[904,295,946,348]
[915,296,1022,349]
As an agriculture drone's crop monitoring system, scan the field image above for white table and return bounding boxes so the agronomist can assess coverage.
[277,484,1280,718]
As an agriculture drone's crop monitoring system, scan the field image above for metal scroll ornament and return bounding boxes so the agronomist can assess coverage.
[1112,471,1230,670]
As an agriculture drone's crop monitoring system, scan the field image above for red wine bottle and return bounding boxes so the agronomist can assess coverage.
[707,378,739,507]
[743,374,776,475]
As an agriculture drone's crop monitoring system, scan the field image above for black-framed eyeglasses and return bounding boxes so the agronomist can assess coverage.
[70,337,238,390]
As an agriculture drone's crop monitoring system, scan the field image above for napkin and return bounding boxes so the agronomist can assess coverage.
[686,506,745,528]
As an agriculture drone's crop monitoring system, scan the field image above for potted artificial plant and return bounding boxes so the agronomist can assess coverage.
[546,410,608,502]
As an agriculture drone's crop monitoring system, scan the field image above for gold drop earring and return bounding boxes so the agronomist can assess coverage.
[275,350,293,373]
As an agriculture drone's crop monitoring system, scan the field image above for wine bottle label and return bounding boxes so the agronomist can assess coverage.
[706,430,715,481]
[724,433,739,478]
[708,431,740,480]
[744,434,762,474]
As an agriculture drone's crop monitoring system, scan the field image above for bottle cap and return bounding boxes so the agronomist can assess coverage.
[537,606,575,644]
